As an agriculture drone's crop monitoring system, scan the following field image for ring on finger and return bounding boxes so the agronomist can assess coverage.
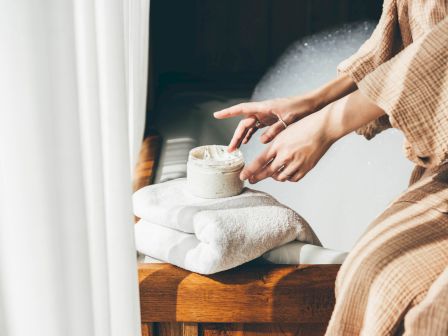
[262,157,275,168]
[277,164,286,172]
[255,120,263,128]
[274,113,288,129]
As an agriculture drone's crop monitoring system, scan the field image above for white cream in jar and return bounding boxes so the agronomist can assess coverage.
[187,145,245,198]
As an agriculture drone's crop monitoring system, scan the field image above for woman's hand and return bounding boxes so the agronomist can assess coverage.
[213,95,317,152]
[213,74,358,153]
[241,91,386,184]
[241,108,334,183]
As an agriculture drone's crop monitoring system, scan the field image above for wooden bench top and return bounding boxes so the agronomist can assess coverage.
[138,263,339,323]
[135,134,340,330]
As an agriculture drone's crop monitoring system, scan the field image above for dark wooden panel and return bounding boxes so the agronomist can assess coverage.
[139,263,339,323]
[308,0,349,33]
[202,323,327,336]
[150,0,381,85]
[269,0,310,62]
[227,0,269,74]
[195,0,269,76]
[195,0,230,74]
[150,0,197,74]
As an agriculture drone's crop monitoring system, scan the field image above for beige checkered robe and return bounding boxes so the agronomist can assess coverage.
[325,1,448,335]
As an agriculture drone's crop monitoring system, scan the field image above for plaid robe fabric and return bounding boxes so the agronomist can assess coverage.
[326,164,448,335]
[338,0,448,168]
[326,1,448,335]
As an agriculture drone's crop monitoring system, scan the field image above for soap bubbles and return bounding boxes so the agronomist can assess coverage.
[253,21,375,100]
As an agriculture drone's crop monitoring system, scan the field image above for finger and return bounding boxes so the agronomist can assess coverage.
[274,162,300,182]
[242,127,257,144]
[288,169,307,183]
[249,156,285,184]
[240,147,273,181]
[260,120,287,144]
[228,117,257,152]
[214,102,256,119]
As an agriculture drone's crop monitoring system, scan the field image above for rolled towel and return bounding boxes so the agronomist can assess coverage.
[262,241,348,264]
[133,178,321,274]
[143,255,163,263]
[140,242,347,265]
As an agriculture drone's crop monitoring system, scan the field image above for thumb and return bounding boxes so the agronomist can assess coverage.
[259,120,286,144]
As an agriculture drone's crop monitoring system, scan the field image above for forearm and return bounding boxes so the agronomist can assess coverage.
[311,73,358,111]
[289,73,358,118]
[322,90,386,142]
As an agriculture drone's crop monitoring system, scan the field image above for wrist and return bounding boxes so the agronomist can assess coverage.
[307,89,325,113]
[320,101,348,144]
[289,93,319,120]
[311,74,357,113]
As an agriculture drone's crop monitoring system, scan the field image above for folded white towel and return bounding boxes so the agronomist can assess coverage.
[133,178,321,274]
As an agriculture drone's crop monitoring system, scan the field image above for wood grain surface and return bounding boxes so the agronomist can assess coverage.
[139,263,339,323]
[201,323,327,336]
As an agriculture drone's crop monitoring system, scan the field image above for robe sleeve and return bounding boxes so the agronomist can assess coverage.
[337,0,403,139]
[356,17,448,167]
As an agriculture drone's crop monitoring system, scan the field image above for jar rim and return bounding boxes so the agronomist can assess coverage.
[188,145,244,170]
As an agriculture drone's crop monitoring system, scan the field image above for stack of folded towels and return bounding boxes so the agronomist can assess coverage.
[134,178,333,274]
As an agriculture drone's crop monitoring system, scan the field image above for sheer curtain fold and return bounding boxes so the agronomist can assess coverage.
[126,0,151,170]
[0,1,150,336]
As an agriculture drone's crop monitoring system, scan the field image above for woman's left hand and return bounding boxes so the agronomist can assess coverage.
[241,108,335,183]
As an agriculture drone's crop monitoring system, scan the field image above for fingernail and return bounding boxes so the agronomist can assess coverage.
[240,172,247,181]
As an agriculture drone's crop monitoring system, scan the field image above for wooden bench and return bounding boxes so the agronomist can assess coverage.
[135,134,339,336]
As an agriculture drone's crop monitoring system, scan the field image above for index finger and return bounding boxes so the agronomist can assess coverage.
[240,146,273,181]
[213,102,255,119]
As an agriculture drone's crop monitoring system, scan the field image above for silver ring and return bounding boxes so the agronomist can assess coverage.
[255,120,263,128]
[262,157,275,168]
[275,113,288,129]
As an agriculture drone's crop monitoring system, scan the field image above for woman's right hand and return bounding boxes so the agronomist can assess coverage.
[213,95,317,152]
[213,74,358,153]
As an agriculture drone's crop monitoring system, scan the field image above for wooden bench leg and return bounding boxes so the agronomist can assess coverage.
[182,323,199,336]
[141,323,155,336]
[146,323,199,336]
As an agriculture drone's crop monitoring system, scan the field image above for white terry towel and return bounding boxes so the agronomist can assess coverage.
[134,178,321,274]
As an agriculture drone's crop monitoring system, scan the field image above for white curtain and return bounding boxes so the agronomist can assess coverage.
[0,1,150,336]
[125,0,151,170]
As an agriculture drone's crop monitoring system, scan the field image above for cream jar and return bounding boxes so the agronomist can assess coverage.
[187,145,245,198]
